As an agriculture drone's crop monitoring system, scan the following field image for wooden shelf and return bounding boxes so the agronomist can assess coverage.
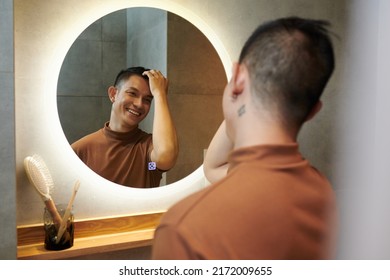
[17,212,163,260]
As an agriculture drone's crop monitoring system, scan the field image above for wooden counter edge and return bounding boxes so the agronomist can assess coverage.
[17,212,164,260]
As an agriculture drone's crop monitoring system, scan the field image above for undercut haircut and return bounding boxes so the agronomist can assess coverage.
[239,17,335,129]
[113,66,150,88]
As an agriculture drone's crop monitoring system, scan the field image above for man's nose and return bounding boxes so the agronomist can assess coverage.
[133,97,142,107]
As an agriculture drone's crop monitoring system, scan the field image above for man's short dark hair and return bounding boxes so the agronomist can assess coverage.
[113,66,150,88]
[239,17,335,129]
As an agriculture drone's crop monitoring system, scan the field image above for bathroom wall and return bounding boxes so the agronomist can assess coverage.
[334,0,390,259]
[14,0,390,260]
[0,0,16,259]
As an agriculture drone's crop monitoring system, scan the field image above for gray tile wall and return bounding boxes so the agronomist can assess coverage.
[0,0,16,259]
[57,9,127,144]
[166,13,226,184]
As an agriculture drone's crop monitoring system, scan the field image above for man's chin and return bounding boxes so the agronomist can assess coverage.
[124,116,145,127]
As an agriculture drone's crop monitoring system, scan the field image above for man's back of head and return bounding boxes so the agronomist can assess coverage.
[239,17,335,132]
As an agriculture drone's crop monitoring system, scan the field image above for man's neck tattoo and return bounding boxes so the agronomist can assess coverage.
[238,104,246,117]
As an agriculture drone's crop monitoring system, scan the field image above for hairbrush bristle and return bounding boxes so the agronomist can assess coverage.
[23,154,55,201]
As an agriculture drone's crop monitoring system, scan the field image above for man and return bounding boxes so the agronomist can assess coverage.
[72,67,178,188]
[152,17,337,259]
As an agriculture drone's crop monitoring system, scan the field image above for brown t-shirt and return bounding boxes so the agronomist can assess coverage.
[152,143,337,259]
[71,122,163,188]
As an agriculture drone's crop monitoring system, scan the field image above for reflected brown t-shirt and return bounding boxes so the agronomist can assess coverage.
[71,122,163,188]
[152,143,337,259]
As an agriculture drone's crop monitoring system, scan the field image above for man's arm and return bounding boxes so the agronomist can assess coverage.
[143,70,178,171]
[203,121,233,183]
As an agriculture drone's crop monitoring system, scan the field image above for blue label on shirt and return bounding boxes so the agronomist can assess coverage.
[148,161,157,171]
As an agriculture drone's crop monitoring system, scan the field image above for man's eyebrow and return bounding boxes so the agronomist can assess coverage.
[124,86,139,92]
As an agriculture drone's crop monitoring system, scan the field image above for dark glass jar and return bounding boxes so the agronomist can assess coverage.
[43,204,74,250]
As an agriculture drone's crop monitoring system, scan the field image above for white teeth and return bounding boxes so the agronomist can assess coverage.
[127,109,141,116]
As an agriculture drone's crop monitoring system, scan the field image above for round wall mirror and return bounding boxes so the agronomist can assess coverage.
[57,7,227,188]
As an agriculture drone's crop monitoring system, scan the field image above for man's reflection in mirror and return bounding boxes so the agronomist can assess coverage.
[71,67,178,188]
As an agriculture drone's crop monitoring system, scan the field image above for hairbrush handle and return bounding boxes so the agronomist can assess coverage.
[44,198,62,227]
[55,180,80,244]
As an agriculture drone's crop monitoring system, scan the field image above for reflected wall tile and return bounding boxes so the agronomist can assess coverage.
[166,94,223,183]
[58,39,103,95]
[168,12,226,95]
[58,11,127,148]
[126,8,167,40]
[102,9,126,42]
[102,41,127,87]
[78,19,102,41]
[57,96,111,144]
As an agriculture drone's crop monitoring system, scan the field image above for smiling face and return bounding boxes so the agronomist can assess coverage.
[109,75,153,132]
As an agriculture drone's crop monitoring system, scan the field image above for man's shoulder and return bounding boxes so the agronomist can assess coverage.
[71,129,104,149]
[158,182,227,232]
[159,188,207,224]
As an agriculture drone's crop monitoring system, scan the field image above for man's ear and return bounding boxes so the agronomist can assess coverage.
[305,100,322,122]
[231,63,247,96]
[108,86,117,103]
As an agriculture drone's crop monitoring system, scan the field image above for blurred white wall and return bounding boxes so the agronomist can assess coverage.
[336,0,390,259]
